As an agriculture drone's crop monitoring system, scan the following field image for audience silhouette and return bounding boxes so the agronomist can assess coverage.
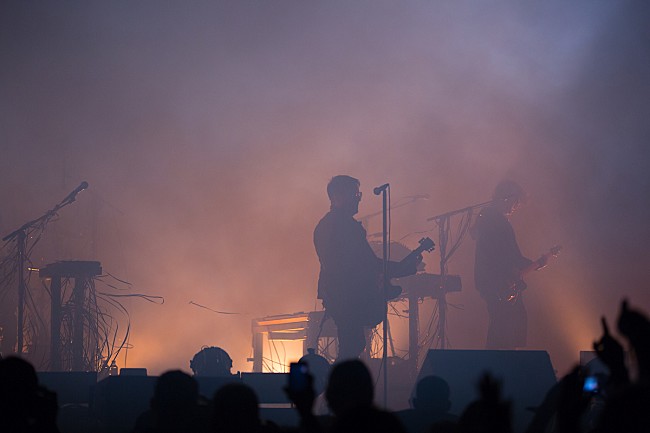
[6,298,650,433]
[131,369,210,433]
[589,299,650,433]
[456,373,513,433]
[286,358,407,433]
[526,299,650,433]
[0,355,60,433]
[212,382,280,433]
[395,375,458,433]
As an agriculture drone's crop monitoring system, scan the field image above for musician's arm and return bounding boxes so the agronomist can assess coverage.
[535,254,549,270]
[388,255,421,278]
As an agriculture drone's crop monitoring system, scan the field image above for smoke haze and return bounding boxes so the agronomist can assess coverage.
[1,1,649,376]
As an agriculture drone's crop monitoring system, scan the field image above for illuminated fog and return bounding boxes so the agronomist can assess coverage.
[1,1,649,377]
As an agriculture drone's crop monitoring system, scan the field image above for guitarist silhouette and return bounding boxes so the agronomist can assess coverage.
[473,180,559,350]
[314,176,428,361]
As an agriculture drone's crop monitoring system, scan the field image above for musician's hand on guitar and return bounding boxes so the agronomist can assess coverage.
[398,254,421,276]
[389,237,432,278]
[533,245,561,271]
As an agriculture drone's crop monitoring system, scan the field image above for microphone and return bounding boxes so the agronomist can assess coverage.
[373,183,389,195]
[63,181,89,203]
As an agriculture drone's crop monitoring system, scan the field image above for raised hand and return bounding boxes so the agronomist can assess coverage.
[284,373,324,433]
[459,373,512,433]
[555,365,591,433]
[617,299,650,382]
[478,372,502,404]
[617,299,650,343]
[593,317,629,385]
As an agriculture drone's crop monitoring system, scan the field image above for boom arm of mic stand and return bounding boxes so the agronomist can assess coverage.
[2,186,87,242]
[358,196,421,225]
[0,184,88,357]
[2,209,56,243]
[426,199,495,222]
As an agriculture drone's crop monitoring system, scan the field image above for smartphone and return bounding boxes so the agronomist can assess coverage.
[288,362,309,393]
[583,375,599,394]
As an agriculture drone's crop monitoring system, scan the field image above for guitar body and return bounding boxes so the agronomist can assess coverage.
[499,279,528,303]
[362,295,389,327]
[385,283,403,301]
[499,245,562,303]
[362,237,435,326]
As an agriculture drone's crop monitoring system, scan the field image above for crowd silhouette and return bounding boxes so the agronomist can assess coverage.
[1,299,649,433]
[394,374,457,433]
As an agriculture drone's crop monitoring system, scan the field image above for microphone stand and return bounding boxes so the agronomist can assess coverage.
[426,200,493,349]
[2,186,86,355]
[376,186,390,408]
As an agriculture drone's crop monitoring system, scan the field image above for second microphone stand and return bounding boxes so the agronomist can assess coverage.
[426,199,493,349]
[1,183,87,355]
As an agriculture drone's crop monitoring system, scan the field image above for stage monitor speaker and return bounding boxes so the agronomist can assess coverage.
[37,371,97,405]
[120,367,147,376]
[196,375,241,400]
[580,350,612,376]
[241,373,290,404]
[418,350,556,433]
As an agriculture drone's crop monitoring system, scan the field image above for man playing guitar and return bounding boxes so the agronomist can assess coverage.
[314,175,426,361]
[473,180,559,349]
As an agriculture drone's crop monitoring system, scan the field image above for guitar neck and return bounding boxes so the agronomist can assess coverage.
[390,238,434,264]
[404,247,424,262]
[404,241,433,261]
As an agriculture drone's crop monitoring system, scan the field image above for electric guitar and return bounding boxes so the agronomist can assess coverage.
[364,237,436,326]
[356,238,435,326]
[499,245,562,303]
[384,237,436,300]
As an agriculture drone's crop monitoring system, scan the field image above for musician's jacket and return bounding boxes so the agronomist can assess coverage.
[314,208,415,326]
[473,205,532,301]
